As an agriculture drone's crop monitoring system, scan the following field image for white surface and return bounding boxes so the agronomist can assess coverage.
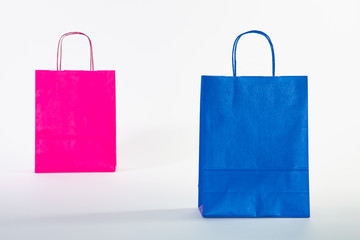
[1,0,360,239]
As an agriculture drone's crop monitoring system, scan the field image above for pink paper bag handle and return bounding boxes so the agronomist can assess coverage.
[56,32,94,71]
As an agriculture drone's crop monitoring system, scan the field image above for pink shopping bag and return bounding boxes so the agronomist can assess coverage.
[35,32,116,173]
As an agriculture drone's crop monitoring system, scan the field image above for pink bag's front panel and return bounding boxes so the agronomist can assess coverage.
[35,70,116,173]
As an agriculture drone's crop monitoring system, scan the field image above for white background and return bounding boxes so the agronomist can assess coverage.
[0,0,360,239]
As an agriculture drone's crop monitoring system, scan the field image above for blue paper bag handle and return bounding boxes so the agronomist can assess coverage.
[232,30,275,77]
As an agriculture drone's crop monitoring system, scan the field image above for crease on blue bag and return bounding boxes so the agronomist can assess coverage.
[198,30,310,218]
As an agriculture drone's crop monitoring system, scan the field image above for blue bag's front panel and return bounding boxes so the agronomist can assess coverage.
[199,76,309,217]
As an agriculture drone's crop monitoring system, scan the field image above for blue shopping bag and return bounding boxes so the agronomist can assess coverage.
[198,30,310,217]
